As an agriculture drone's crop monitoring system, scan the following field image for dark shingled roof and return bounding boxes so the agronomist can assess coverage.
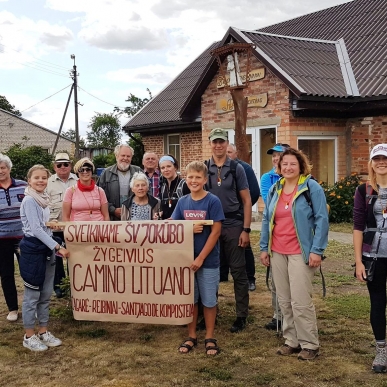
[239,30,353,97]
[125,0,387,130]
[124,42,219,129]
[258,0,387,97]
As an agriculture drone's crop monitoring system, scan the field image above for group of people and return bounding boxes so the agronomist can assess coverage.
[1,130,385,369]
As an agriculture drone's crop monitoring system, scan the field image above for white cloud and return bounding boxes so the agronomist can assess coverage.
[80,26,168,52]
[106,64,176,85]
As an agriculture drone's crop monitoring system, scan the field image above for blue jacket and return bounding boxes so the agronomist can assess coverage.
[260,167,280,203]
[236,159,260,205]
[259,175,329,263]
[19,235,60,290]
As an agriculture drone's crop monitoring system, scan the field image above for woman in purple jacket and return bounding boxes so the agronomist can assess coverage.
[354,143,387,373]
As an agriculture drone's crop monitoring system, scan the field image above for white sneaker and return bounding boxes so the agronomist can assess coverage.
[39,331,62,347]
[23,334,48,352]
[6,311,18,322]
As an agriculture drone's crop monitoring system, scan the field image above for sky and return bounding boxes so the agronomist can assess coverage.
[0,0,353,142]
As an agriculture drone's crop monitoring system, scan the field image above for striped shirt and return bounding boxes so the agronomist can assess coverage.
[0,178,27,239]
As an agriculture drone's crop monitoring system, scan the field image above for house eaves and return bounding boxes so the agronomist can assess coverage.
[0,108,75,143]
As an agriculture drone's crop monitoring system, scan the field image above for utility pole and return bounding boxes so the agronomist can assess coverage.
[71,54,80,159]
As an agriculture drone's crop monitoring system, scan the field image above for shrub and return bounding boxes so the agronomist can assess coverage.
[322,173,361,223]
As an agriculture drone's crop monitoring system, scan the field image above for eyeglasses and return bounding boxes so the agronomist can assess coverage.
[78,167,92,173]
[56,163,70,168]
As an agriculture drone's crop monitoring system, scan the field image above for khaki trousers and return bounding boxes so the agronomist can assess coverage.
[271,252,319,350]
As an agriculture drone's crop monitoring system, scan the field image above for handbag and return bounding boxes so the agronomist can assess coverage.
[354,217,385,282]
[361,256,376,282]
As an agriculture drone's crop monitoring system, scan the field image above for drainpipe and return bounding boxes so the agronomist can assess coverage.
[128,133,144,155]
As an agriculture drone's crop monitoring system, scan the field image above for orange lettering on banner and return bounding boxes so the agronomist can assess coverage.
[65,220,194,325]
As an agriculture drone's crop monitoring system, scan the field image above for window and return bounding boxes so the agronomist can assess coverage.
[164,134,181,167]
[298,137,337,185]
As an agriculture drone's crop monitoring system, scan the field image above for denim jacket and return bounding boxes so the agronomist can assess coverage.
[259,174,329,263]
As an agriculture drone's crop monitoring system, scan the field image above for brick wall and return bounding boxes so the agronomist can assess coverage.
[0,111,74,155]
[349,115,387,177]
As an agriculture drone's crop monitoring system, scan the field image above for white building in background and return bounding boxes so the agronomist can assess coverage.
[0,108,74,155]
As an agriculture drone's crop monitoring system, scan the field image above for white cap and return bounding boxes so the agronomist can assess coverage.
[370,144,387,159]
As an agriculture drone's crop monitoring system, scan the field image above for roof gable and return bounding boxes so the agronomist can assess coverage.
[258,0,387,97]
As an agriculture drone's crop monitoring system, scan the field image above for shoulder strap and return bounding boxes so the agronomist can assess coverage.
[302,180,312,211]
[175,178,186,198]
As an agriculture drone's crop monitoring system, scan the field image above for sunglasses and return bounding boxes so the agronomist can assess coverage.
[56,162,70,168]
[78,167,92,173]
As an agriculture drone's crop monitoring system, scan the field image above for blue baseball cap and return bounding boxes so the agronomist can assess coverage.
[267,143,290,155]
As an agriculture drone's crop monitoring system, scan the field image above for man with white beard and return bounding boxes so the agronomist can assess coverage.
[97,144,142,220]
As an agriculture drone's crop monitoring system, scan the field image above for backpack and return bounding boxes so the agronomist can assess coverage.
[204,159,244,220]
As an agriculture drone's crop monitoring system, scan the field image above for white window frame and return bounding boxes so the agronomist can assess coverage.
[164,133,181,168]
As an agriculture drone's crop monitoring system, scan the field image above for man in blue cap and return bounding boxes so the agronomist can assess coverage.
[260,143,289,330]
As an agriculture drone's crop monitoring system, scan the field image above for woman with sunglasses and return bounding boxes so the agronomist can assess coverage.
[62,158,109,221]
[158,155,190,220]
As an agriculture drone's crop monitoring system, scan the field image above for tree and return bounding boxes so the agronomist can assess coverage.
[61,129,86,148]
[114,88,152,118]
[86,113,122,149]
[0,95,21,116]
[113,89,153,166]
[92,153,116,169]
[5,144,53,179]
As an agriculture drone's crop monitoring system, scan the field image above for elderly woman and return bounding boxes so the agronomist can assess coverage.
[158,154,190,219]
[121,172,160,220]
[0,153,27,322]
[260,147,329,361]
[62,158,109,221]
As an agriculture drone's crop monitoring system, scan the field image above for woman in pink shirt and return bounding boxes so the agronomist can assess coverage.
[62,158,109,222]
[259,148,329,361]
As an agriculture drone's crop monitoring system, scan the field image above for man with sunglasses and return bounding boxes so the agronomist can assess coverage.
[47,153,78,298]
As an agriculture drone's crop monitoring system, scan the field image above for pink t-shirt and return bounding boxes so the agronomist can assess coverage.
[271,198,301,255]
[63,185,108,221]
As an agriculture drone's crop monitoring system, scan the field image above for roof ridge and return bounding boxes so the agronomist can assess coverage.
[238,28,339,44]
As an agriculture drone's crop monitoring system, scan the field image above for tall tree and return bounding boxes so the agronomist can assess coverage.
[0,95,21,116]
[114,88,152,118]
[86,113,122,149]
[61,129,86,148]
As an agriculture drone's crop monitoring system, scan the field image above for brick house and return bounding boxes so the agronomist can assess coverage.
[123,0,387,203]
[0,108,75,155]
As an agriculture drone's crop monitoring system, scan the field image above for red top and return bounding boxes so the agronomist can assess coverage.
[271,191,301,255]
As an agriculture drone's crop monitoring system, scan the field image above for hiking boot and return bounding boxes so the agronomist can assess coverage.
[277,344,301,356]
[372,343,387,373]
[39,331,62,347]
[265,318,281,330]
[298,348,319,360]
[23,334,48,352]
[248,282,256,291]
[230,317,246,333]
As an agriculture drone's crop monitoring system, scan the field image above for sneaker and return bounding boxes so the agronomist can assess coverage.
[230,317,246,333]
[265,318,282,330]
[298,348,320,360]
[6,310,18,322]
[277,344,301,356]
[23,334,48,352]
[372,343,387,373]
[248,282,256,291]
[39,331,62,347]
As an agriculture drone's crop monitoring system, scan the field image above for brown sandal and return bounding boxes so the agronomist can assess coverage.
[205,338,220,356]
[178,337,197,354]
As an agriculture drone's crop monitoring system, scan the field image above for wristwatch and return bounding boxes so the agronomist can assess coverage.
[242,228,251,233]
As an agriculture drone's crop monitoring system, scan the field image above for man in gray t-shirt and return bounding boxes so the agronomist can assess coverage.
[205,128,252,333]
